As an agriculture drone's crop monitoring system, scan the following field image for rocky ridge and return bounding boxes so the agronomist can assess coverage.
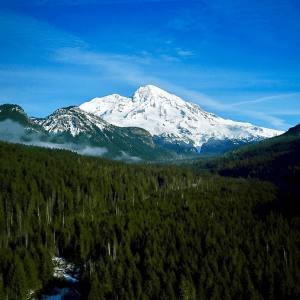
[80,85,283,154]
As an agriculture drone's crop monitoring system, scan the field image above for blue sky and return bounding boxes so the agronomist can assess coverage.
[0,0,299,131]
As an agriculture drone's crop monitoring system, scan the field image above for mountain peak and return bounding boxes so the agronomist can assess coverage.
[0,103,26,115]
[31,105,109,137]
[137,85,166,93]
[133,85,177,104]
[0,103,46,134]
[79,86,284,153]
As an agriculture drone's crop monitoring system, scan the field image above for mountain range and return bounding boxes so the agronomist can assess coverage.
[1,90,299,300]
[0,85,284,161]
[0,104,175,161]
[80,85,283,154]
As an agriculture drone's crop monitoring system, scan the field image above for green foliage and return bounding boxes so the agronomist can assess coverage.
[7,255,28,300]
[0,140,299,299]
[0,274,5,299]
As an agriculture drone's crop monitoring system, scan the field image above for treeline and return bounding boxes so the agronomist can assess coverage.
[0,141,300,299]
[202,136,300,185]
[195,136,300,219]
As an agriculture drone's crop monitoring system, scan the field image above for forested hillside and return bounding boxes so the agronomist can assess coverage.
[199,122,300,184]
[194,134,300,219]
[0,141,300,299]
[203,136,300,184]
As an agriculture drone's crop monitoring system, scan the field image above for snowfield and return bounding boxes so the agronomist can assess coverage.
[80,85,284,151]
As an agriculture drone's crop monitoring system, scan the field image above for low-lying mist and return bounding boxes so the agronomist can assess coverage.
[0,119,108,157]
[115,151,141,162]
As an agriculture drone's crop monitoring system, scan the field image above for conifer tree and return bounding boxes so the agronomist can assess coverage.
[0,274,5,300]
[7,255,28,300]
[88,274,105,300]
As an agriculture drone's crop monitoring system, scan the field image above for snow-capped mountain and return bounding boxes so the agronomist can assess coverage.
[0,104,176,161]
[31,106,109,137]
[8,104,174,161]
[80,85,284,154]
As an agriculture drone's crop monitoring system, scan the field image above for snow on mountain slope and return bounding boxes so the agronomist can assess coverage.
[31,106,108,137]
[29,105,176,160]
[80,85,284,153]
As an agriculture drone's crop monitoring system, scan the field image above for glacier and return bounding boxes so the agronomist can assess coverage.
[80,85,284,153]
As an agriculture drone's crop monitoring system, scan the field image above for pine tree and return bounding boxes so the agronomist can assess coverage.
[23,252,40,292]
[37,245,53,288]
[88,274,105,300]
[7,255,28,300]
[0,274,5,300]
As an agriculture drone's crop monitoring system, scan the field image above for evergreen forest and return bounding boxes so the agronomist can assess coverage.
[0,139,300,299]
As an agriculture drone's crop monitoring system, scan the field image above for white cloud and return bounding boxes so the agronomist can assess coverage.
[176,48,194,57]
[230,93,300,106]
[115,151,141,162]
[53,47,291,130]
[268,110,300,116]
[0,119,108,156]
[0,10,85,51]
[160,55,180,62]
[0,8,295,132]
[158,85,289,129]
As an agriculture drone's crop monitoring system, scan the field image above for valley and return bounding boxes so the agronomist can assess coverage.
[0,86,283,163]
[0,87,298,300]
[1,0,299,299]
[0,122,299,299]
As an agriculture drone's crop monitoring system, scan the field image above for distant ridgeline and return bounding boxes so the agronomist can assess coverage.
[199,123,300,185]
[0,83,285,162]
[80,85,283,156]
[0,140,300,299]
[0,104,176,162]
[193,123,300,219]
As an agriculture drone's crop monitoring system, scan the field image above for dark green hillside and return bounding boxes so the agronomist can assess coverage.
[191,125,300,219]
[0,104,47,134]
[283,123,300,137]
[0,141,300,299]
[0,104,176,162]
[199,134,300,188]
[31,105,176,161]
